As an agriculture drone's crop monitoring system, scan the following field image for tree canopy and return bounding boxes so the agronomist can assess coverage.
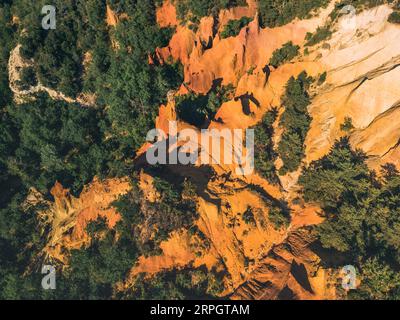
[277,71,313,175]
[299,139,400,299]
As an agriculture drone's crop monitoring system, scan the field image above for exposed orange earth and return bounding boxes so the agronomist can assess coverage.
[41,1,400,299]
[42,178,131,264]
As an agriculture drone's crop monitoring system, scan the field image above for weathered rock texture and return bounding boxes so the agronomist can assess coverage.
[38,1,400,299]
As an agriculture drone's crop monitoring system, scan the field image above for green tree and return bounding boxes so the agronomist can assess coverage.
[299,138,400,299]
[5,94,109,194]
[253,109,279,184]
[258,0,329,28]
[176,83,234,127]
[123,266,224,300]
[388,11,400,24]
[269,41,300,68]
[305,26,332,46]
[340,117,355,132]
[278,72,313,175]
[350,258,400,300]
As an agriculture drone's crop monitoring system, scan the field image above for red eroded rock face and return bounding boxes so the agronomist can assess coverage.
[156,0,178,27]
[156,9,327,99]
[231,229,336,300]
[39,1,400,300]
[155,1,400,175]
[44,178,131,263]
[106,4,118,27]
[218,0,257,30]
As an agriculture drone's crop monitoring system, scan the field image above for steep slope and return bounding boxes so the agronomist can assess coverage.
[305,5,400,172]
[156,1,400,175]
[231,229,336,300]
[33,0,400,300]
[135,0,400,298]
[41,178,131,265]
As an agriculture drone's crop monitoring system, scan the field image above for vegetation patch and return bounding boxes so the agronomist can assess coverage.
[220,16,252,39]
[0,2,15,106]
[176,83,234,127]
[258,0,330,28]
[51,174,204,299]
[317,72,327,85]
[340,117,355,132]
[124,266,225,299]
[2,94,110,195]
[268,204,291,229]
[299,138,400,299]
[18,67,37,90]
[176,0,246,25]
[269,41,300,68]
[330,0,394,21]
[0,0,186,299]
[305,26,332,47]
[277,72,313,175]
[253,109,279,184]
[242,206,256,226]
[388,11,400,24]
[248,185,291,230]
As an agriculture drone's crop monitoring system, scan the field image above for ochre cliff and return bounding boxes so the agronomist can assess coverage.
[42,178,131,265]
[39,1,400,299]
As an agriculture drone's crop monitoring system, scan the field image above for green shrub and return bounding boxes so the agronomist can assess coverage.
[253,109,279,184]
[268,205,291,229]
[220,16,252,39]
[18,67,37,89]
[388,11,400,24]
[258,0,329,28]
[305,26,332,46]
[248,185,292,230]
[176,0,246,24]
[340,117,355,132]
[124,266,225,299]
[317,72,327,85]
[242,206,256,226]
[269,41,300,68]
[0,3,15,107]
[278,72,313,175]
[176,84,234,127]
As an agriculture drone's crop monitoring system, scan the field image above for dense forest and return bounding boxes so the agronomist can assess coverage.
[0,0,192,299]
[299,140,400,299]
[277,72,313,175]
[253,109,279,184]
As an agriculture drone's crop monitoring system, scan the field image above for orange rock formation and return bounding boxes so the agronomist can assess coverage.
[40,1,400,300]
